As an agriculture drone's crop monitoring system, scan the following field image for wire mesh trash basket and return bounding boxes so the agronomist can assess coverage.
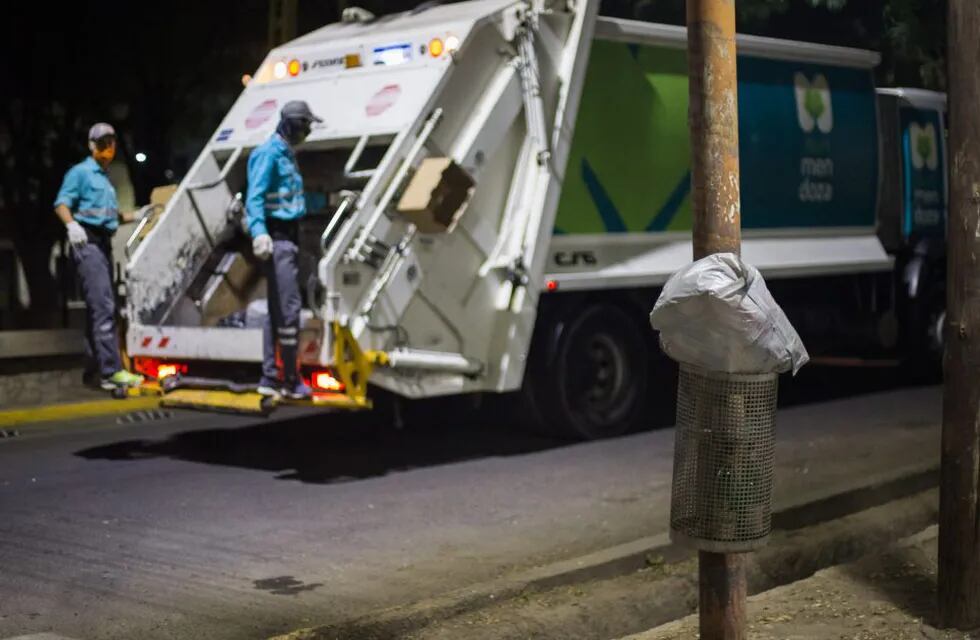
[670,364,779,553]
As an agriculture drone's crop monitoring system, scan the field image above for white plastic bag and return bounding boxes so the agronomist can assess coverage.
[649,253,809,374]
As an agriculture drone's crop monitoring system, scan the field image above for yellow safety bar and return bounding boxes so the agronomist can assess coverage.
[318,320,388,410]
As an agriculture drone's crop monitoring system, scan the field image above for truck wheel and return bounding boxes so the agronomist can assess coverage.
[902,292,945,381]
[927,308,944,358]
[523,303,650,440]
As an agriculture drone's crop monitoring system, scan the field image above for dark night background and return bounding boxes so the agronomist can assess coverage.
[0,0,944,329]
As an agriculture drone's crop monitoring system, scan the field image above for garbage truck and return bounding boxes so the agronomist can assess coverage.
[122,0,946,439]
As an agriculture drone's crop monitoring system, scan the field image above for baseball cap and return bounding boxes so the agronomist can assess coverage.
[88,122,116,141]
[281,101,323,123]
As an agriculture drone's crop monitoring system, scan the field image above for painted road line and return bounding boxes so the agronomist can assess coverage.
[0,396,162,429]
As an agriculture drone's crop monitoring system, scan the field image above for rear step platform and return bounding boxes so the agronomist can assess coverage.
[161,389,275,415]
[158,388,370,414]
[113,374,371,416]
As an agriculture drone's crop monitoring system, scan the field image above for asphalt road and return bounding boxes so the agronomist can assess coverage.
[0,367,941,640]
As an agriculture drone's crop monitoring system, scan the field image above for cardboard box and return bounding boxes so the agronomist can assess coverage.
[137,183,178,241]
[396,158,474,233]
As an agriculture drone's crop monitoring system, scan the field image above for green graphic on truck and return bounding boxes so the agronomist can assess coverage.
[555,40,879,234]
[900,107,946,238]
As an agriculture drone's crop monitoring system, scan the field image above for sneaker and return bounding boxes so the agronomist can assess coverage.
[256,378,281,398]
[281,380,313,400]
[100,370,144,391]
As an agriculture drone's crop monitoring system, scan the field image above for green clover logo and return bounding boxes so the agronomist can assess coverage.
[795,73,833,133]
[804,88,825,122]
[917,133,933,166]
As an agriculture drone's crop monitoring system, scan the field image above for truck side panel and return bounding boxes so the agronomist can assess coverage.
[898,106,947,239]
[554,40,879,235]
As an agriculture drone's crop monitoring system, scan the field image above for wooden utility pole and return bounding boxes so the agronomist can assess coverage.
[938,0,980,630]
[686,0,744,638]
[699,552,748,638]
[688,0,741,261]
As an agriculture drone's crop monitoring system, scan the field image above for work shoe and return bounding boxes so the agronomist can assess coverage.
[100,370,144,391]
[256,378,281,398]
[281,380,313,400]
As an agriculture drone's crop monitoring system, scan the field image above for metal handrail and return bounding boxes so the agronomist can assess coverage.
[344,135,377,180]
[186,146,244,190]
[125,204,164,258]
[359,225,417,317]
[320,191,358,254]
[346,108,444,262]
[177,145,244,253]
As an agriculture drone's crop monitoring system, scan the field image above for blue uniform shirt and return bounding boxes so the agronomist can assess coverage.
[246,133,306,238]
[54,157,120,231]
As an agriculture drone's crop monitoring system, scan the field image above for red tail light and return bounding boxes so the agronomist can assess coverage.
[133,357,187,380]
[312,371,344,392]
[157,364,179,379]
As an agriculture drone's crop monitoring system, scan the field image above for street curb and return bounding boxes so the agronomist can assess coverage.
[0,396,162,429]
[269,460,939,640]
[620,524,943,640]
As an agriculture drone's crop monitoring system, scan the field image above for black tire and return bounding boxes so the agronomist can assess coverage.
[521,303,651,440]
[917,295,945,380]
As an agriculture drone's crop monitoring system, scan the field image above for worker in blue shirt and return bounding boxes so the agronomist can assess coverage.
[54,123,149,390]
[247,101,323,399]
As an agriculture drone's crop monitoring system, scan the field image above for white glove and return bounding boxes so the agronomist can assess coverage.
[253,234,274,261]
[66,221,88,248]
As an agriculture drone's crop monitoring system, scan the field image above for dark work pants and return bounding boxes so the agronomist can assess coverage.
[262,237,302,384]
[72,231,122,377]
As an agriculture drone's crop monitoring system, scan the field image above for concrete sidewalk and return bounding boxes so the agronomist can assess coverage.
[0,366,105,410]
[623,525,978,640]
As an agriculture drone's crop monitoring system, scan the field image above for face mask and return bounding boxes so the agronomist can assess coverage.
[279,118,311,146]
[293,122,312,145]
[90,138,116,165]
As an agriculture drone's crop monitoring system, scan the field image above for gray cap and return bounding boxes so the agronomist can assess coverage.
[88,122,116,141]
[281,100,323,123]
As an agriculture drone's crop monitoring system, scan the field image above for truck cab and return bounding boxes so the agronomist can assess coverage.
[877,88,948,364]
